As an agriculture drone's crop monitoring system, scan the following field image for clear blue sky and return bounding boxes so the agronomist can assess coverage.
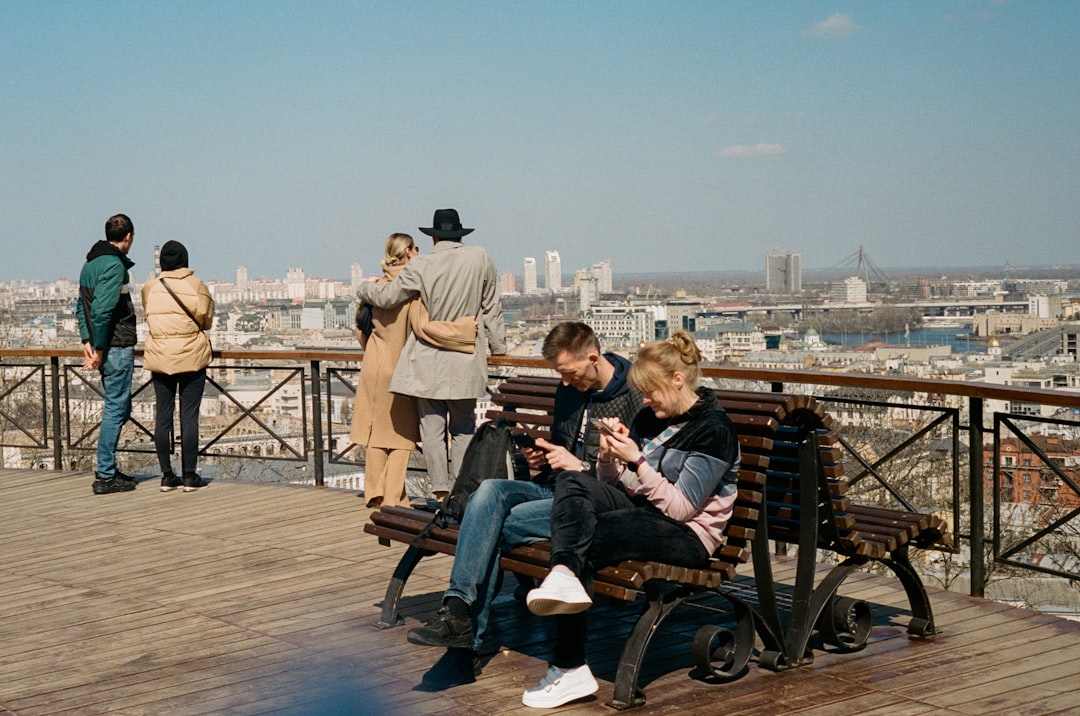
[2,1,1077,283]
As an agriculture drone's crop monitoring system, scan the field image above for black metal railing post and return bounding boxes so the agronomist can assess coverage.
[50,356,62,471]
[310,359,325,487]
[968,396,985,597]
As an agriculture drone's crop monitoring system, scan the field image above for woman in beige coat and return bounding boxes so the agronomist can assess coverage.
[141,241,215,493]
[350,234,475,508]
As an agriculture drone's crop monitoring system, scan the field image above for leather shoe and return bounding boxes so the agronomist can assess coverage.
[407,606,474,649]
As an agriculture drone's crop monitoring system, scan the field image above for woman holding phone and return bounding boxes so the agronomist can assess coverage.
[519,331,741,708]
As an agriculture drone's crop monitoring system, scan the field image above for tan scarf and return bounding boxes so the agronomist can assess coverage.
[382,259,477,354]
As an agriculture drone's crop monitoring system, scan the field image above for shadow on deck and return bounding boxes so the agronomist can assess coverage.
[1,467,1079,715]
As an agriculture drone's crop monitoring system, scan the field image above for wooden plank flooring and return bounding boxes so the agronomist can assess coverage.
[2,467,1079,715]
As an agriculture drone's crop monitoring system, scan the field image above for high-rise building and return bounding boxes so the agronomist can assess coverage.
[286,267,305,301]
[237,266,249,292]
[544,250,561,292]
[575,270,600,311]
[153,245,161,278]
[500,272,516,295]
[831,276,868,304]
[523,257,537,294]
[765,252,802,294]
[591,260,612,294]
[350,263,364,292]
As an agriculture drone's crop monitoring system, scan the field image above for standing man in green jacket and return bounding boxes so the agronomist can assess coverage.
[77,213,138,495]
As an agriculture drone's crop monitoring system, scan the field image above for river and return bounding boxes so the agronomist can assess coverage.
[819,326,984,354]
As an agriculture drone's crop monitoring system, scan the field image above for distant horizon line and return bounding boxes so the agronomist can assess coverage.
[4,263,1079,286]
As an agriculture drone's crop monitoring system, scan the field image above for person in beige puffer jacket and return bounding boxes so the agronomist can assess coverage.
[141,240,215,493]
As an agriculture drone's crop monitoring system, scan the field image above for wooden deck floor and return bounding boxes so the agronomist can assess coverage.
[2,467,1080,715]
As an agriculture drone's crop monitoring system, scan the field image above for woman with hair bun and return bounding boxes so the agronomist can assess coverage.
[520,330,741,709]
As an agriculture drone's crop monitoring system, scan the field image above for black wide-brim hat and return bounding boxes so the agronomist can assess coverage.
[419,208,474,239]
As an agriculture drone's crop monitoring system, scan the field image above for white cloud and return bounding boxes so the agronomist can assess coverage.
[808,13,857,39]
[717,144,784,159]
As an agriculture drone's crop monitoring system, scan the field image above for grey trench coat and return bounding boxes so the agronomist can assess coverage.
[355,241,506,400]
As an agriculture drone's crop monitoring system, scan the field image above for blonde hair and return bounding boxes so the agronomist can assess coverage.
[629,330,702,393]
[384,233,415,267]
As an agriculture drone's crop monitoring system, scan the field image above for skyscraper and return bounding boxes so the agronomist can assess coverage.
[286,267,305,301]
[237,266,249,292]
[591,260,612,294]
[544,250,561,292]
[523,257,538,294]
[765,252,802,294]
[350,263,364,292]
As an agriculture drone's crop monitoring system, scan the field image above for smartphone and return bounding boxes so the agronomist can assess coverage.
[590,419,617,436]
[511,432,537,450]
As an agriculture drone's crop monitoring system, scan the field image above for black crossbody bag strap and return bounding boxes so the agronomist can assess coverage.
[160,278,200,327]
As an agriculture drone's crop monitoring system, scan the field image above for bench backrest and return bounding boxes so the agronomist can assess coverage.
[487,375,771,581]
[486,374,941,565]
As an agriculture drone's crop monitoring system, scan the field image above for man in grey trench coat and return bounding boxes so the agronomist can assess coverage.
[356,208,506,496]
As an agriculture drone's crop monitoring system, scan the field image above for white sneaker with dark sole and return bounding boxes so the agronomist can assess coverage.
[526,570,592,616]
[522,664,599,708]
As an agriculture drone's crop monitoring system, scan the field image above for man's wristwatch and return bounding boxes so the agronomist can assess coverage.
[579,460,591,473]
[627,455,647,473]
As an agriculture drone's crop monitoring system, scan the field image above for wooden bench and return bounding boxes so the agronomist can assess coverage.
[366,376,769,709]
[364,375,951,708]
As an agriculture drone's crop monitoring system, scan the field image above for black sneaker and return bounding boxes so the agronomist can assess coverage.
[182,473,209,493]
[160,472,183,492]
[114,470,139,487]
[407,606,475,649]
[92,478,136,495]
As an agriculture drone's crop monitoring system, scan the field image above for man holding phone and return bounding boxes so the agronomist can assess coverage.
[406,322,643,665]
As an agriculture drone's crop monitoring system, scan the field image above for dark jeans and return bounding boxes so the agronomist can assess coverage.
[547,472,710,668]
[152,369,206,476]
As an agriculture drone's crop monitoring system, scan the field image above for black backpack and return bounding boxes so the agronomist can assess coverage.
[430,418,530,529]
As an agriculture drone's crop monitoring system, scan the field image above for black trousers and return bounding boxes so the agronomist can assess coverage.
[547,472,710,668]
[152,369,206,476]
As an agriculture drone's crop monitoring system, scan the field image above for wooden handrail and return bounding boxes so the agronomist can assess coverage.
[6,348,1077,410]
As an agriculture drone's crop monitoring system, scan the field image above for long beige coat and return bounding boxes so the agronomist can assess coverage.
[350,266,421,450]
[355,241,506,400]
[141,269,214,375]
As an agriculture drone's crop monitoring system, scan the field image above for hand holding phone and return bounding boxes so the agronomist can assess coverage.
[511,432,537,450]
[590,418,617,436]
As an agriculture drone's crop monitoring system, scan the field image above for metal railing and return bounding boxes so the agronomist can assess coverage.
[2,348,1080,599]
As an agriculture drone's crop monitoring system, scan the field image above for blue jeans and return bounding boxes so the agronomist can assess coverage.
[96,346,134,479]
[445,478,555,649]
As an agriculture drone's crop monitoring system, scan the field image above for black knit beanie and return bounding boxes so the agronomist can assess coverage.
[160,241,189,271]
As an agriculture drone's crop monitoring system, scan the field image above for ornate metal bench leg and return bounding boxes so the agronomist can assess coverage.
[818,595,873,650]
[692,596,756,680]
[607,583,694,710]
[374,544,431,629]
[880,545,939,637]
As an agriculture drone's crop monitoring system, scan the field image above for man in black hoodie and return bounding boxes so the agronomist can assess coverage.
[406,322,642,660]
[77,214,138,495]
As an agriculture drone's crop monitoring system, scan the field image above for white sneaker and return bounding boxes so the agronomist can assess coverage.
[522,664,599,708]
[526,570,592,616]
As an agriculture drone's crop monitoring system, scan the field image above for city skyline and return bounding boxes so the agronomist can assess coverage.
[3,2,1078,283]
